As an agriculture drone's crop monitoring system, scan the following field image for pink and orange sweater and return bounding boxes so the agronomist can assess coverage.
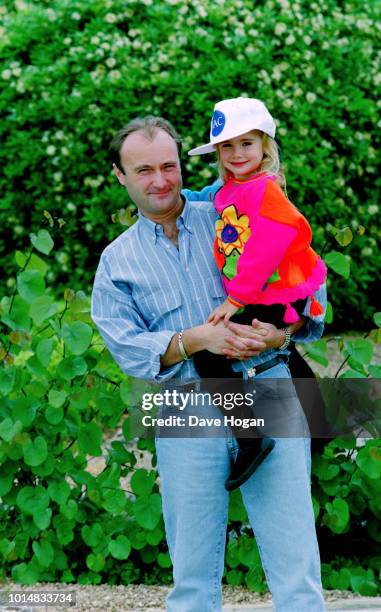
[213,174,327,323]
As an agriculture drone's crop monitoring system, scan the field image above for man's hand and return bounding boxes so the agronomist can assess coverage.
[207,299,239,325]
[204,320,267,359]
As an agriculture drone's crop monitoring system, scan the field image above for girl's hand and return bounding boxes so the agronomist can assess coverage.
[207,299,239,325]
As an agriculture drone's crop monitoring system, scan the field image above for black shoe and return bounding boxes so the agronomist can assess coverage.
[225,438,275,491]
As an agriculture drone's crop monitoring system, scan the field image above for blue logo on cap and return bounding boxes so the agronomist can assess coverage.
[211,110,225,137]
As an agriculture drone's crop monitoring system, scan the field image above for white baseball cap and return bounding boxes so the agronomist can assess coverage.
[188,97,276,156]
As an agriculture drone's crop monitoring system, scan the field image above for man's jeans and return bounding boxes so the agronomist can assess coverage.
[155,362,326,611]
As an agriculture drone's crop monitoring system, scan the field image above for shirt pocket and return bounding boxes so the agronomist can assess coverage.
[207,273,226,300]
[135,286,182,330]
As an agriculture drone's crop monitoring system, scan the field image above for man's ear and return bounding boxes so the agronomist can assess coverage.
[113,163,126,186]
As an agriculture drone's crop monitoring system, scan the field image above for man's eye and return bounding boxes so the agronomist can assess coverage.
[164,164,176,170]
[138,169,150,174]
[243,142,253,146]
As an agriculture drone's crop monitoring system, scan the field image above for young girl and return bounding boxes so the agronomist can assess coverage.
[188,97,327,489]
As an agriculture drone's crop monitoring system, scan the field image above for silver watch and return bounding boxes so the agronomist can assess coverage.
[279,327,291,351]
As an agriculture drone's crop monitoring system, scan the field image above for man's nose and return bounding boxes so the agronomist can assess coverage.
[151,171,168,188]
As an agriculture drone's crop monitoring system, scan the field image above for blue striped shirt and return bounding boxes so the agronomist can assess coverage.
[91,197,326,382]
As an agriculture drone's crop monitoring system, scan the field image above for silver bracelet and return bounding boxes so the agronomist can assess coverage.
[279,327,291,351]
[178,330,190,361]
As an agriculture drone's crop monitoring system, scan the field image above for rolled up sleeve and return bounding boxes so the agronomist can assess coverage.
[91,256,183,382]
[293,283,327,344]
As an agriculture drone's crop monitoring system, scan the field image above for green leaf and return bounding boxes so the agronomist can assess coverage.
[23,436,48,466]
[53,515,75,546]
[226,538,240,569]
[36,338,54,367]
[304,339,329,366]
[62,321,93,355]
[60,499,77,520]
[81,524,105,548]
[146,527,164,546]
[0,418,23,442]
[345,339,373,365]
[0,367,16,395]
[237,536,261,568]
[356,444,381,479]
[324,251,350,278]
[108,535,131,560]
[48,389,67,408]
[30,296,58,326]
[48,481,71,505]
[78,422,103,456]
[324,497,349,533]
[17,486,49,515]
[228,489,248,522]
[373,312,381,327]
[15,251,48,276]
[57,356,87,380]
[324,301,333,324]
[102,489,127,514]
[30,229,54,255]
[86,552,105,572]
[13,397,39,427]
[17,270,46,304]
[368,365,381,377]
[157,551,172,568]
[226,569,243,586]
[0,472,13,496]
[245,565,266,592]
[32,539,54,567]
[134,493,162,529]
[334,226,353,247]
[130,469,156,497]
[45,404,64,425]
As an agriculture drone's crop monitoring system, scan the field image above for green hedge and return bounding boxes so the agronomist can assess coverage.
[0,0,380,330]
[0,228,380,590]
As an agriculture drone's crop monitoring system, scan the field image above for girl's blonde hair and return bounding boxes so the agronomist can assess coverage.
[217,132,286,191]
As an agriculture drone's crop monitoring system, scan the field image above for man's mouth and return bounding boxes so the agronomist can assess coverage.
[151,190,171,197]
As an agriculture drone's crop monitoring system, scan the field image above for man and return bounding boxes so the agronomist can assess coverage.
[91,116,326,611]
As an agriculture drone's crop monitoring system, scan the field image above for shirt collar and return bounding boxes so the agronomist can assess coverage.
[137,197,193,243]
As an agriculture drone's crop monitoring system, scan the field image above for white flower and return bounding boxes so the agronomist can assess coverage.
[105,13,117,23]
[56,130,65,140]
[109,70,121,81]
[306,92,316,103]
[53,172,62,182]
[368,205,378,215]
[285,34,295,45]
[63,37,72,45]
[46,8,57,21]
[71,12,81,20]
[303,35,312,45]
[106,57,116,68]
[279,127,287,136]
[361,247,372,257]
[61,147,70,156]
[12,67,21,76]
[46,145,56,156]
[275,23,287,36]
[2,69,11,80]
[283,98,293,108]
[67,202,76,212]
[91,36,100,45]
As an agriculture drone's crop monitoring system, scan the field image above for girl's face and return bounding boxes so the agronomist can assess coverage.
[217,130,264,179]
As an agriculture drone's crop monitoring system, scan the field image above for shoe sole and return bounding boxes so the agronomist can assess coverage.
[225,440,275,491]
